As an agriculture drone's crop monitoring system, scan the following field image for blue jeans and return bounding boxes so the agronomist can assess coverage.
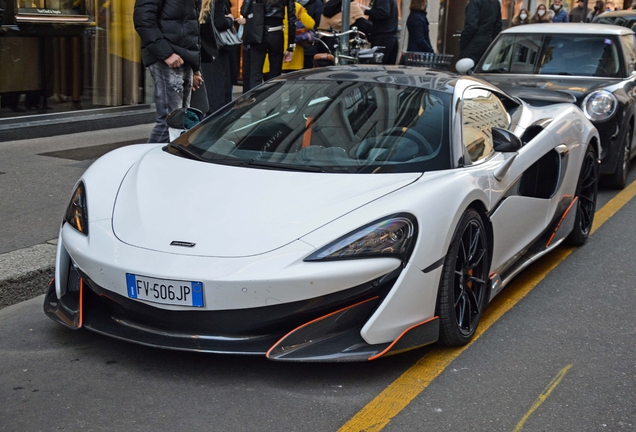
[148,61,193,143]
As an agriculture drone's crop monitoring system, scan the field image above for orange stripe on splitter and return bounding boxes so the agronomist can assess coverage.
[546,196,578,247]
[367,317,438,361]
[78,278,84,328]
[266,296,379,358]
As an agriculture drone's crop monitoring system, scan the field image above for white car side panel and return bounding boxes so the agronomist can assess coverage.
[361,263,442,345]
[489,196,551,271]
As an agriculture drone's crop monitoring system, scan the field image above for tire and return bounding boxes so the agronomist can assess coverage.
[437,208,490,346]
[605,127,631,189]
[566,144,599,246]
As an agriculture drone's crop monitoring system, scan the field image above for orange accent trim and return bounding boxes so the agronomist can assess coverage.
[48,277,55,285]
[546,196,578,247]
[367,316,438,361]
[265,296,379,358]
[301,116,315,148]
[78,278,84,328]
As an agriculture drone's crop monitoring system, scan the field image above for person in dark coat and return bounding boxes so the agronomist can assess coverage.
[134,0,203,143]
[300,0,324,69]
[459,0,502,64]
[364,0,400,64]
[569,0,591,22]
[406,0,434,53]
[241,0,297,90]
[199,0,235,114]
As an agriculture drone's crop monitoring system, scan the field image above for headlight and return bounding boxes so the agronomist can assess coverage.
[64,182,88,235]
[305,214,417,262]
[582,90,617,122]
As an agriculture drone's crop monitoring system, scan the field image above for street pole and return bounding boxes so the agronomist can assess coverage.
[341,0,350,59]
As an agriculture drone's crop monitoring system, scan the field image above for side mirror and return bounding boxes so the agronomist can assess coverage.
[492,127,522,152]
[455,58,475,75]
[165,107,204,130]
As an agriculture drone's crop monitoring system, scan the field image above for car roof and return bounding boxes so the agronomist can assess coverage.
[501,22,634,35]
[595,10,636,19]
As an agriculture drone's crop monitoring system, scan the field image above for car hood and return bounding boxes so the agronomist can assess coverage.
[476,74,615,103]
[112,147,421,257]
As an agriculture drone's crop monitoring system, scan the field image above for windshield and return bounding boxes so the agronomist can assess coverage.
[478,34,622,77]
[167,80,452,174]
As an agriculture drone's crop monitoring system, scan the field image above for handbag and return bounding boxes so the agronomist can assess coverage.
[214,25,242,50]
[242,0,264,44]
[295,21,316,47]
[211,3,242,50]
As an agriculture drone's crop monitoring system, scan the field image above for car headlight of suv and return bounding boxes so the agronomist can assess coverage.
[64,182,88,235]
[305,214,417,262]
[582,90,617,122]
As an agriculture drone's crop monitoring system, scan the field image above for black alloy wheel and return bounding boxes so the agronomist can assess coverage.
[567,144,599,246]
[437,208,490,346]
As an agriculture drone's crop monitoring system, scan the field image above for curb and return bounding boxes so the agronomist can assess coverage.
[0,240,57,309]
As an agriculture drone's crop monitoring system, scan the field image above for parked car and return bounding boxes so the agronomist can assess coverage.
[44,66,599,361]
[457,23,636,188]
[593,9,636,29]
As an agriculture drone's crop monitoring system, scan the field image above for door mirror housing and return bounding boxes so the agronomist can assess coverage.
[492,127,522,152]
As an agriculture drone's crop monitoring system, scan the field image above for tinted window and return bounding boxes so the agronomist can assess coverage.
[169,80,452,174]
[621,34,636,72]
[479,34,622,77]
[462,89,510,163]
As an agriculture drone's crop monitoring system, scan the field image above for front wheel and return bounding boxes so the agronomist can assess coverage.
[567,144,599,246]
[437,209,490,346]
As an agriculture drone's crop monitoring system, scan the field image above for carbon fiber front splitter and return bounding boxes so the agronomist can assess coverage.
[43,268,439,362]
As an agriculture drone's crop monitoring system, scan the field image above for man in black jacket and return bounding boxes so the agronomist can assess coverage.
[459,0,502,64]
[134,0,204,143]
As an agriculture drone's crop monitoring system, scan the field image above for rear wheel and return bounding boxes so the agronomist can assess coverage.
[605,127,631,189]
[437,209,490,346]
[567,144,599,246]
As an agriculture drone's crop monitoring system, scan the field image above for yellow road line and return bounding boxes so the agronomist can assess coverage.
[513,364,573,432]
[339,180,636,432]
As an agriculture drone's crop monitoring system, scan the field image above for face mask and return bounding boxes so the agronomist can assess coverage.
[520,12,528,19]
[553,4,561,10]
[538,9,545,15]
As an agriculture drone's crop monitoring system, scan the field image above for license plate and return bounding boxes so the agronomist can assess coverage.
[126,274,204,307]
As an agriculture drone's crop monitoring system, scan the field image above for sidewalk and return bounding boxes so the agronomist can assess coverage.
[0,240,56,309]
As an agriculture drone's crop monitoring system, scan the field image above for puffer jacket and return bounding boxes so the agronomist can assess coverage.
[134,0,201,71]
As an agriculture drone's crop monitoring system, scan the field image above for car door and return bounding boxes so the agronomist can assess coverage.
[459,87,560,276]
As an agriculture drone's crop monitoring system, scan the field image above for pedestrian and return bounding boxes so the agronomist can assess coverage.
[282,3,316,73]
[531,4,554,22]
[587,0,604,20]
[406,0,434,53]
[240,0,297,91]
[605,1,615,10]
[459,0,502,64]
[363,0,400,64]
[550,0,569,21]
[134,0,203,143]
[199,0,235,114]
[569,0,591,22]
[512,8,530,24]
[300,0,323,69]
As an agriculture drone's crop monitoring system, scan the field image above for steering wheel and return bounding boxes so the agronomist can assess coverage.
[379,127,435,156]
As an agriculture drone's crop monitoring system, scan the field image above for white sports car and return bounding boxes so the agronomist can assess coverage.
[44,66,600,361]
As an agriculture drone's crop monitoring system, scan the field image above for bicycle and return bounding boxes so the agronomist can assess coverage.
[312,27,384,67]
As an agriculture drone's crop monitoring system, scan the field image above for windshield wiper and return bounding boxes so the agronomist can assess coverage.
[246,159,327,172]
[167,143,207,161]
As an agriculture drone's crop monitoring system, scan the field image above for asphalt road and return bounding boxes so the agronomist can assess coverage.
[1,127,635,431]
